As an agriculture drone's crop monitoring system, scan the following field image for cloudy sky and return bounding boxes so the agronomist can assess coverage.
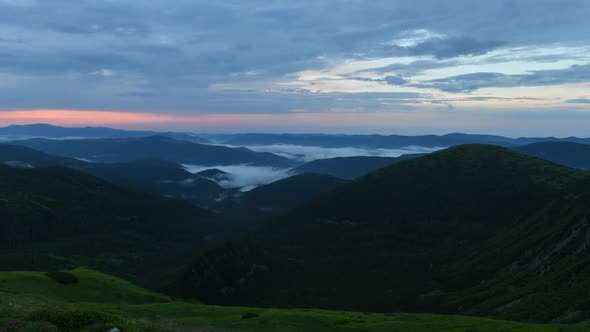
[1,0,590,135]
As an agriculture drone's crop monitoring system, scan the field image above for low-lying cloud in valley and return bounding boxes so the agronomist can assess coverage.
[184,145,443,190]
[183,164,294,191]
[239,145,445,162]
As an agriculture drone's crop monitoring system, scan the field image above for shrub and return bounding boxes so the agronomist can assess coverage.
[26,310,117,331]
[83,321,172,332]
[241,312,259,320]
[45,271,79,285]
[0,318,23,332]
[19,321,59,332]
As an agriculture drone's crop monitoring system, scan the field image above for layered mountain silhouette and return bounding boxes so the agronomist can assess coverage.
[0,144,226,207]
[4,131,590,323]
[10,135,295,167]
[514,141,590,170]
[214,132,590,149]
[0,123,212,144]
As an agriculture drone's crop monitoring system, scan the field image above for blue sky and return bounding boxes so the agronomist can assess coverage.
[0,0,589,135]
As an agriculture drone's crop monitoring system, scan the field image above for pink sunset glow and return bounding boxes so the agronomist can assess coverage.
[1,109,590,136]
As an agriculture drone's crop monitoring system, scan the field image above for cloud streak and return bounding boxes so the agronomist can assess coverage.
[414,64,590,92]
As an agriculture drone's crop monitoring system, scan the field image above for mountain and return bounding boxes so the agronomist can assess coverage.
[0,143,86,168]
[228,173,346,214]
[10,135,296,167]
[514,141,590,170]
[0,123,212,144]
[211,133,590,149]
[0,164,223,285]
[0,144,226,207]
[174,145,590,322]
[79,159,226,206]
[293,154,423,179]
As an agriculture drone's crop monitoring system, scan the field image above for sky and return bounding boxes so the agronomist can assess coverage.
[1,0,590,136]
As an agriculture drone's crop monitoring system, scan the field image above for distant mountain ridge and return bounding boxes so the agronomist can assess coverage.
[9,135,296,167]
[212,132,590,149]
[0,123,212,144]
[514,141,590,170]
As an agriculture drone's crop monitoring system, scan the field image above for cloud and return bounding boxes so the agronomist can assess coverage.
[239,144,444,163]
[418,64,590,92]
[0,0,589,129]
[385,30,506,59]
[183,164,294,190]
[183,144,445,189]
[362,59,460,76]
[566,98,590,104]
[384,75,409,85]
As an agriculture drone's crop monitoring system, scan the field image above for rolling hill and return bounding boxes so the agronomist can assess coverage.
[0,144,226,207]
[174,145,590,322]
[230,173,347,213]
[293,154,423,179]
[10,135,296,167]
[0,164,223,285]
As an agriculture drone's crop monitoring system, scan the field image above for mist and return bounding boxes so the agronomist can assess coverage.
[237,144,445,162]
[183,164,294,191]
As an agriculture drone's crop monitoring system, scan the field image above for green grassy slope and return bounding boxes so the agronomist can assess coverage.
[1,268,588,332]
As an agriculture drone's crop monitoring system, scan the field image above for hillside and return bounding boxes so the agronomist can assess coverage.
[293,154,422,179]
[0,144,226,207]
[79,159,226,207]
[0,164,222,285]
[514,141,590,170]
[174,145,590,322]
[0,144,85,168]
[0,268,585,332]
[230,173,347,213]
[10,135,296,167]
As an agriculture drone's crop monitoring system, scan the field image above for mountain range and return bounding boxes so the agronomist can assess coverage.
[212,132,590,149]
[0,123,212,144]
[174,144,590,322]
[0,144,227,207]
[9,135,295,167]
[3,127,590,324]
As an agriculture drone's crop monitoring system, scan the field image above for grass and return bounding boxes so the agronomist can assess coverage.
[0,268,589,332]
